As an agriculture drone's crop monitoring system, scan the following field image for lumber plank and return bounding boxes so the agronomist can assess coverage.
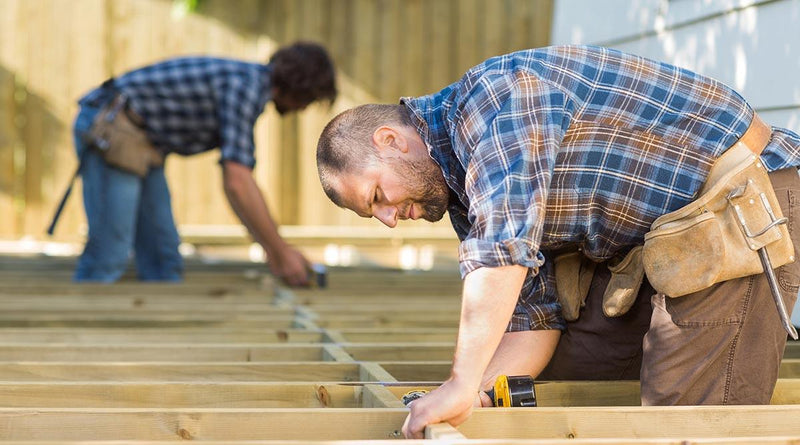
[359,362,397,382]
[0,300,283,312]
[322,344,355,362]
[0,362,364,382]
[0,382,362,408]
[377,361,451,381]
[0,318,296,328]
[779,358,800,377]
[0,292,275,304]
[457,406,800,439]
[0,328,322,344]
[362,384,405,408]
[0,344,326,362]
[386,379,800,406]
[343,343,455,361]
[0,283,271,297]
[0,407,799,440]
[304,303,459,314]
[337,327,457,343]
[0,408,409,440]
[3,438,800,445]
[0,312,292,321]
[782,341,800,358]
[426,422,467,440]
[314,316,459,328]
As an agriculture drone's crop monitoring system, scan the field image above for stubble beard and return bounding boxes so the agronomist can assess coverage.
[396,157,449,222]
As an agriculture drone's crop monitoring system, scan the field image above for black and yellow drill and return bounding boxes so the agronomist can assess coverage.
[486,375,537,407]
[401,375,536,407]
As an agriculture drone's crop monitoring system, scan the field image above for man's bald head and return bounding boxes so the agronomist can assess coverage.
[316,104,413,206]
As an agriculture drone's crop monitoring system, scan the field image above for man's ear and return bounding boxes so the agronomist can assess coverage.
[372,126,409,153]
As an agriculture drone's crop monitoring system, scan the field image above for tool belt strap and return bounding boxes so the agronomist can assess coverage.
[701,112,770,195]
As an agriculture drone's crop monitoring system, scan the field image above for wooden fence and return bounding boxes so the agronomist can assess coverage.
[0,0,554,242]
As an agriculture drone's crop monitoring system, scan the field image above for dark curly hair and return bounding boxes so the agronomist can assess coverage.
[270,42,337,106]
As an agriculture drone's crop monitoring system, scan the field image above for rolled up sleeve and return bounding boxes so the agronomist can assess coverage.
[456,72,570,276]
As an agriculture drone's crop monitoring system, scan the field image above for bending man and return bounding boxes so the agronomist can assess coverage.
[316,45,800,437]
[69,42,336,285]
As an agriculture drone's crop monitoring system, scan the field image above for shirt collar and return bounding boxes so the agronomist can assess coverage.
[400,88,455,179]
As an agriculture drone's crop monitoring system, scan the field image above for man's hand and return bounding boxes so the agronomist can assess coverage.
[268,244,310,287]
[222,160,312,287]
[402,265,529,438]
[402,378,477,439]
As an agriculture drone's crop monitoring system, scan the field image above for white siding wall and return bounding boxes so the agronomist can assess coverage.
[551,0,800,324]
[552,0,800,130]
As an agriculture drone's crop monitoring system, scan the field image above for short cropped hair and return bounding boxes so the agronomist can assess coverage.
[316,104,413,206]
[270,42,337,105]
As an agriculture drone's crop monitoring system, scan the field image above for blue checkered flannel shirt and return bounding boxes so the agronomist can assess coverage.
[401,45,800,331]
[99,57,273,168]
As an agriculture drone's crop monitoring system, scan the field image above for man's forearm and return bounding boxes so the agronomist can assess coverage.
[222,162,287,256]
[450,265,530,390]
[479,329,561,392]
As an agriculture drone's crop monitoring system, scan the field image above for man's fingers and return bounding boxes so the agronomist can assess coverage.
[478,390,493,407]
[402,406,429,439]
[401,413,413,439]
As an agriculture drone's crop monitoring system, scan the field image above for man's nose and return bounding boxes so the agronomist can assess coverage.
[374,205,397,228]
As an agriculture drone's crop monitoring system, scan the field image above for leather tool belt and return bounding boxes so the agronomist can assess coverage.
[643,113,794,297]
[88,93,163,178]
[554,113,792,319]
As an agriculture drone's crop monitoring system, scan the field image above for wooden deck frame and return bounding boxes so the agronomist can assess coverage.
[0,256,798,443]
[4,440,800,445]
[0,362,368,382]
[0,344,329,361]
[0,328,323,343]
[0,406,798,440]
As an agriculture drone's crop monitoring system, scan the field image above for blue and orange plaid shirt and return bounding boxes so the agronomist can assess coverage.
[402,45,800,331]
[89,57,273,168]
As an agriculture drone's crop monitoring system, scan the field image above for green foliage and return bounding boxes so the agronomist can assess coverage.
[173,0,202,15]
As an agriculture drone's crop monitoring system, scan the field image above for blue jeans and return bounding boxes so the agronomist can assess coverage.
[73,88,183,282]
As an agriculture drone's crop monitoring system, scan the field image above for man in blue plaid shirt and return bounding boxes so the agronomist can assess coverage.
[316,45,800,437]
[71,42,336,286]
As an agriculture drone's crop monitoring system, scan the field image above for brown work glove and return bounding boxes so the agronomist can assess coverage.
[602,246,644,317]
[554,251,597,321]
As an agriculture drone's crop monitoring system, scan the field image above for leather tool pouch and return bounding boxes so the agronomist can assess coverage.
[88,94,163,177]
[643,147,795,297]
[554,251,597,321]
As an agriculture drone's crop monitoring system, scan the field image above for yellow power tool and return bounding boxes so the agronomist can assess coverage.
[490,375,537,407]
[400,375,537,408]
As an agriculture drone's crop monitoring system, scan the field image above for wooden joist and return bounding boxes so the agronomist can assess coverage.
[0,406,798,441]
[4,440,800,445]
[0,362,366,382]
[0,344,328,361]
[0,255,797,443]
[0,328,323,343]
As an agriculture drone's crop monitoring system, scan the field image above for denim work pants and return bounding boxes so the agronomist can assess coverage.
[72,88,183,282]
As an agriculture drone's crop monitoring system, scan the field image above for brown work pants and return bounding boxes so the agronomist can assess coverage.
[542,167,800,405]
[641,167,800,405]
